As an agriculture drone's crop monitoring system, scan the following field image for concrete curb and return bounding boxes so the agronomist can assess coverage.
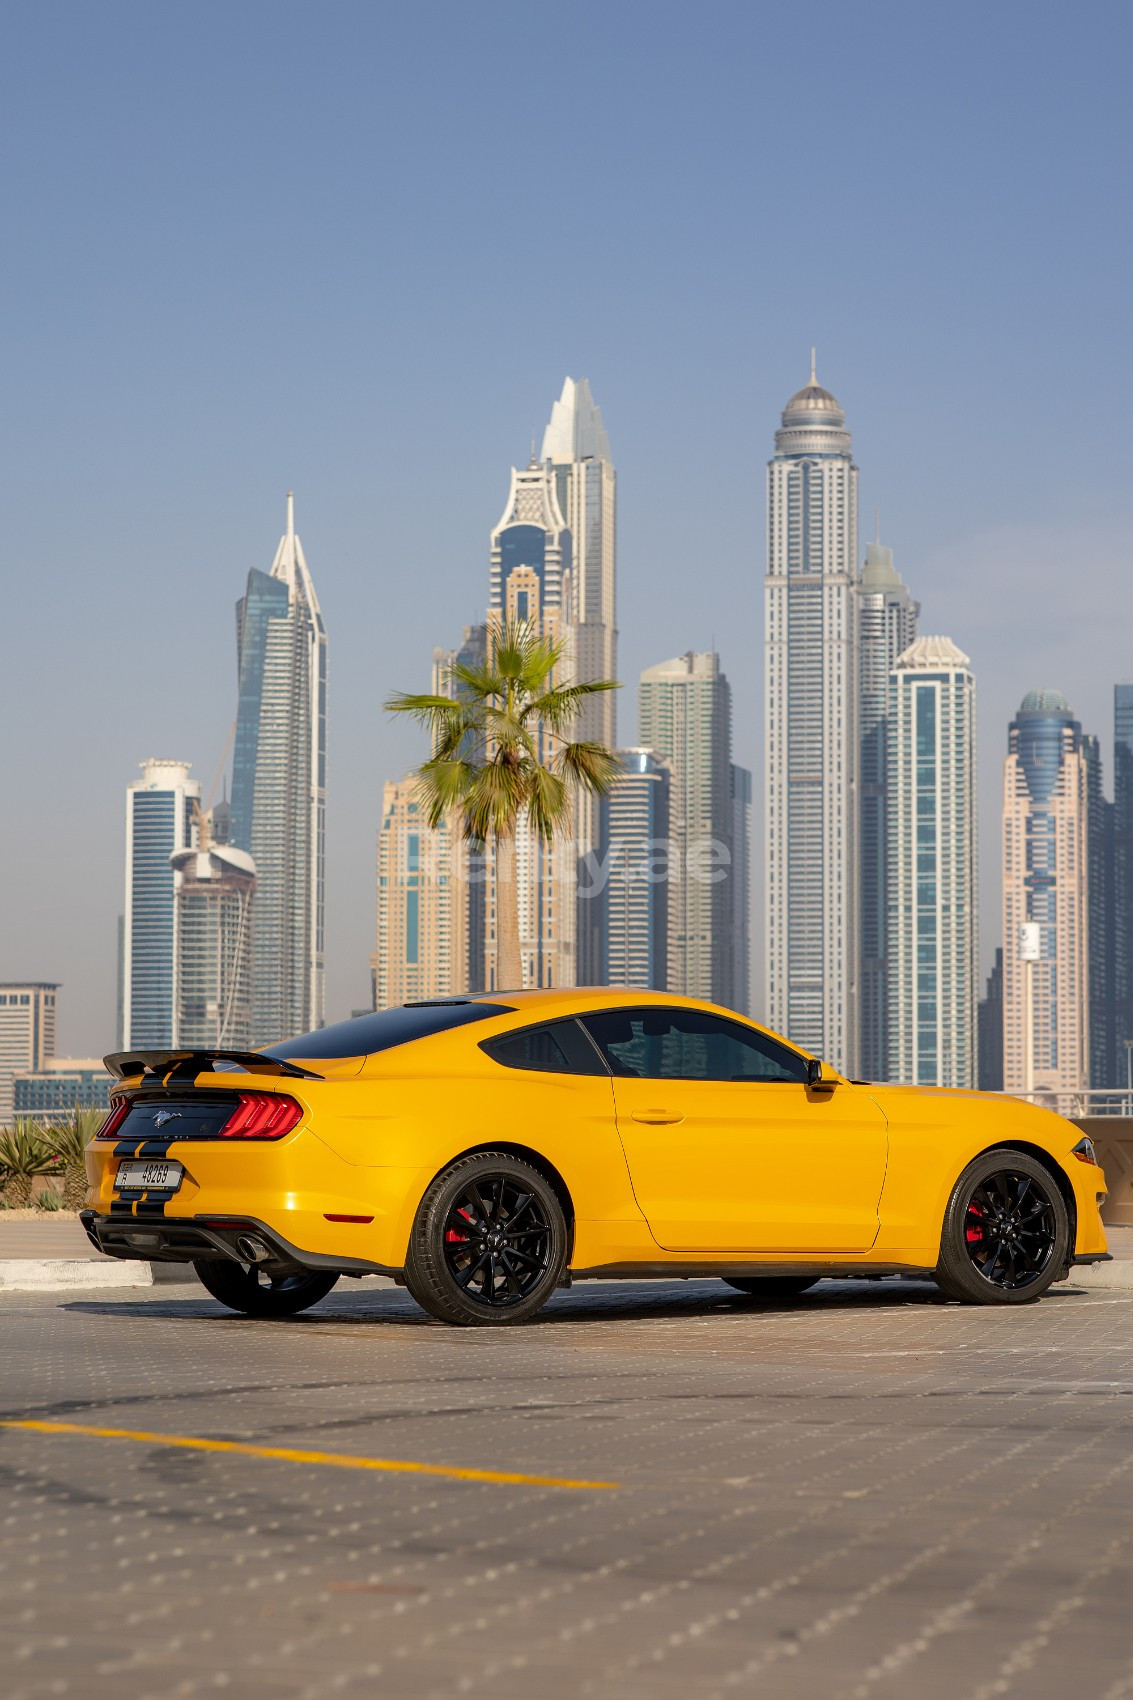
[1067,1261,1133,1291]
[0,1259,198,1291]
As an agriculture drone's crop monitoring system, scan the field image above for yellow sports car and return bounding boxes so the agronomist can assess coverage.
[82,989,1110,1323]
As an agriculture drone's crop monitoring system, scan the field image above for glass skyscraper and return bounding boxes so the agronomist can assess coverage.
[858,541,919,1079]
[639,651,740,1005]
[601,749,670,991]
[764,360,859,1072]
[231,494,326,1045]
[886,637,977,1087]
[121,760,200,1050]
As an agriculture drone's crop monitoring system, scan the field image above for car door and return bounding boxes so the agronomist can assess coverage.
[581,1007,888,1253]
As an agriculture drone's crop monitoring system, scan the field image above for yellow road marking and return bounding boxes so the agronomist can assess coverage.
[0,1419,619,1492]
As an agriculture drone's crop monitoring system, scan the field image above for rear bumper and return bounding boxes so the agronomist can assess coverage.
[79,1210,400,1277]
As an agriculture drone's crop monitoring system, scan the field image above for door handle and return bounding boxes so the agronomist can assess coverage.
[630,1110,685,1125]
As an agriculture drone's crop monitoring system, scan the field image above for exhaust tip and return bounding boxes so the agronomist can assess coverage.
[235,1234,271,1264]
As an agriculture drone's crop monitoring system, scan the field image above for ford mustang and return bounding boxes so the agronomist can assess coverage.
[81,990,1110,1323]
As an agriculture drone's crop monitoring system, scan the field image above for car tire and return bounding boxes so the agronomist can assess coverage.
[722,1276,819,1298]
[403,1151,568,1326]
[192,1258,339,1316]
[934,1149,1069,1305]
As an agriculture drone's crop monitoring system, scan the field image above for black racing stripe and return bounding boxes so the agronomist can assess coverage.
[135,1199,167,1218]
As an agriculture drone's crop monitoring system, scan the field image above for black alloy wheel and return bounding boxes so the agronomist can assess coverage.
[722,1276,820,1298]
[193,1258,339,1317]
[934,1149,1069,1305]
[403,1151,567,1326]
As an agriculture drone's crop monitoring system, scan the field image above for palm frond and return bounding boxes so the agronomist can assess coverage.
[451,661,506,702]
[462,759,529,844]
[525,764,570,841]
[555,740,622,796]
[525,678,621,732]
[414,759,477,828]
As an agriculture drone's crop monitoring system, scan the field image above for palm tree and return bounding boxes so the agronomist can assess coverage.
[385,619,619,989]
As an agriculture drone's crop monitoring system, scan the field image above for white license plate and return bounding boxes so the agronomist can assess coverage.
[115,1159,184,1193]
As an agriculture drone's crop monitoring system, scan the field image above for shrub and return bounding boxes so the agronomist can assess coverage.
[44,1107,105,1208]
[0,1121,56,1208]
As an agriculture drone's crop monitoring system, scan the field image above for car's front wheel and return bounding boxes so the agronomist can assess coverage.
[403,1151,567,1326]
[722,1276,819,1298]
[934,1149,1069,1305]
[193,1259,339,1316]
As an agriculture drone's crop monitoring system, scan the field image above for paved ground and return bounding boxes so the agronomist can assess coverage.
[2,1274,1133,1699]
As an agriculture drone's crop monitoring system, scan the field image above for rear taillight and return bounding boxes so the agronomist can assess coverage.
[217,1092,303,1140]
[96,1099,132,1140]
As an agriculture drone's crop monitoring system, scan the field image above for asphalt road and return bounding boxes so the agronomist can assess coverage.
[2,1273,1133,1700]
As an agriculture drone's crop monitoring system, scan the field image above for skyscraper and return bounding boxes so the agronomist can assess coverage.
[0,983,58,1124]
[121,759,200,1050]
[858,540,919,1079]
[602,749,670,991]
[1114,684,1133,1087]
[1002,690,1090,1096]
[170,813,256,1051]
[639,651,735,1004]
[764,359,860,1072]
[486,457,575,991]
[887,637,978,1087]
[374,778,469,1008]
[978,948,1005,1091]
[1085,734,1116,1087]
[432,624,488,994]
[232,494,327,1044]
[729,763,753,1014]
[541,378,618,985]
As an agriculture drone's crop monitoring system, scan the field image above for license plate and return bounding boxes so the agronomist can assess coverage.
[115,1159,184,1193]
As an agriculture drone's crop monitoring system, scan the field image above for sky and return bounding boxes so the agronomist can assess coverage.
[2,0,1131,1055]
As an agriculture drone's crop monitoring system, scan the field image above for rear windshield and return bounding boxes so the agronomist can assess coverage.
[261,1001,516,1061]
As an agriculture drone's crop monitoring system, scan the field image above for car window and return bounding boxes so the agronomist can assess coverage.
[580,1008,809,1083]
[480,1019,608,1076]
[263,1001,516,1060]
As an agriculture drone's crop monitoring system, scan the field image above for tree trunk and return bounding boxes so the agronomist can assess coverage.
[494,829,523,990]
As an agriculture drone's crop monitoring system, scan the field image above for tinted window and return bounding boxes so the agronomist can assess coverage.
[263,1001,515,1061]
[481,1019,608,1076]
[581,1008,809,1083]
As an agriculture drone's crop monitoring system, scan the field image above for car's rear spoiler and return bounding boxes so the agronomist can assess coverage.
[103,1049,324,1083]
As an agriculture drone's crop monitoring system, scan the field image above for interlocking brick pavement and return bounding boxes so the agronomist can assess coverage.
[2,1274,1132,1698]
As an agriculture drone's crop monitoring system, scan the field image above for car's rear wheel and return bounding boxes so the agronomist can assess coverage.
[934,1149,1068,1305]
[403,1152,567,1326]
[193,1258,339,1316]
[722,1276,819,1298]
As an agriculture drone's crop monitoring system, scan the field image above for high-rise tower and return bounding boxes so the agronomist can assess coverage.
[858,540,919,1078]
[764,358,859,1072]
[122,759,200,1050]
[639,652,736,1004]
[1002,690,1091,1097]
[887,637,978,1087]
[486,458,575,990]
[602,750,670,991]
[231,494,327,1045]
[541,378,617,985]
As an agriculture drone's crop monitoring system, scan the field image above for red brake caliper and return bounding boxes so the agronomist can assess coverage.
[965,1202,985,1245]
[445,1206,474,1245]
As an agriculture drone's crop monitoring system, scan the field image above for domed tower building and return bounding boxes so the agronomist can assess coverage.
[764,358,860,1073]
[1002,690,1092,1099]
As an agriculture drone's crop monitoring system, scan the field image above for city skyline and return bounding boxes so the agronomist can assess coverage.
[6,5,1133,1053]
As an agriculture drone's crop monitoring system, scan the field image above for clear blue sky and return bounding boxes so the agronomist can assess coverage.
[3,0,1131,1053]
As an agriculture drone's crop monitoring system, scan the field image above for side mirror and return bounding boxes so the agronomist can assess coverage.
[807,1058,839,1091]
